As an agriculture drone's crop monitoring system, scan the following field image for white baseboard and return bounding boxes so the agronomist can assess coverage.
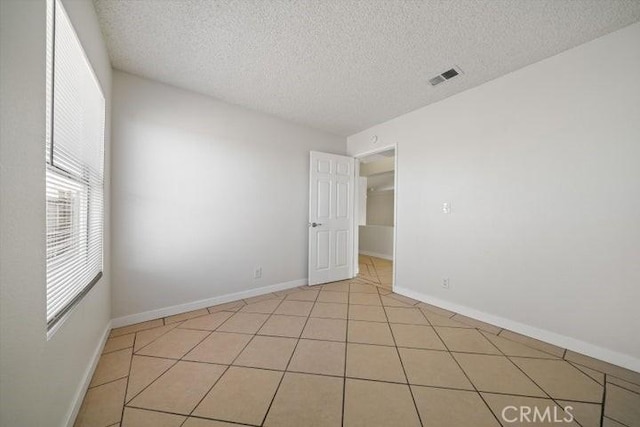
[394,286,640,373]
[111,279,307,328]
[65,320,112,427]
[359,250,393,261]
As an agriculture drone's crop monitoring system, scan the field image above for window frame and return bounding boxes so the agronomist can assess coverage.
[45,0,105,334]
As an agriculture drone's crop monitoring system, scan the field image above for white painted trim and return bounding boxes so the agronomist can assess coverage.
[64,320,112,427]
[359,250,393,261]
[111,279,307,328]
[394,286,640,373]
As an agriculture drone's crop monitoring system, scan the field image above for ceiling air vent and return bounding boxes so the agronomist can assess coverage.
[429,67,462,86]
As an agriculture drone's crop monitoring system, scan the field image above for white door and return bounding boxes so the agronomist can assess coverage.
[308,151,355,286]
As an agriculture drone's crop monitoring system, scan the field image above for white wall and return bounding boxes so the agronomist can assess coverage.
[367,190,394,226]
[359,225,394,260]
[111,71,345,320]
[348,22,640,371]
[0,1,112,426]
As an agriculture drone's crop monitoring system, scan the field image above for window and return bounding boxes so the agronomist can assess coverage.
[46,0,105,331]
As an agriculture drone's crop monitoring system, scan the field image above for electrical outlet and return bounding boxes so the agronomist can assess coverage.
[442,278,450,289]
[254,267,262,279]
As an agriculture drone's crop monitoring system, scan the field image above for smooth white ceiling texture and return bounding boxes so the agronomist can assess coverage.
[94,0,640,136]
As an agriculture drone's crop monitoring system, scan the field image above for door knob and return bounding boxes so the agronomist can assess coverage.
[309,222,323,227]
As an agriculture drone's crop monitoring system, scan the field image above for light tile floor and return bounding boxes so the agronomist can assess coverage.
[358,255,392,290]
[76,279,640,427]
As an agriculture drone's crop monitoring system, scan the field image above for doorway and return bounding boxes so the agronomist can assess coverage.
[355,148,396,291]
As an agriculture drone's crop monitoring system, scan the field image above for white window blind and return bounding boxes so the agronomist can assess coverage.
[46,0,105,330]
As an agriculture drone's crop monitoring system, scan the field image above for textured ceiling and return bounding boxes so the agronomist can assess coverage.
[94,0,640,136]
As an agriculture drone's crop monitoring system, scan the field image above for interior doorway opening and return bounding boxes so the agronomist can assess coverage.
[356,148,396,291]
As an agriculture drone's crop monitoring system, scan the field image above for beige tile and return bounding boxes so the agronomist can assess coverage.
[348,305,387,322]
[265,372,343,427]
[348,320,395,346]
[398,348,473,389]
[121,407,185,427]
[111,319,164,337]
[193,366,282,425]
[385,307,429,325]
[207,301,245,313]
[416,302,456,318]
[381,295,413,308]
[177,311,233,331]
[500,330,565,358]
[344,379,420,427]
[243,293,279,304]
[103,334,135,354]
[317,290,349,303]
[274,286,309,296]
[421,311,472,328]
[301,317,347,342]
[566,350,640,385]
[183,332,252,364]
[126,355,176,403]
[454,353,546,397]
[74,378,126,427]
[557,401,602,427]
[391,324,446,350]
[412,386,500,427]
[350,283,378,294]
[258,314,307,337]
[349,293,382,306]
[134,323,181,352]
[481,331,558,359]
[90,347,132,387]
[608,376,640,394]
[311,302,348,319]
[435,327,501,354]
[482,393,580,427]
[129,361,226,415]
[386,294,419,306]
[346,343,406,383]
[512,358,603,402]
[136,328,209,359]
[165,308,209,324]
[182,419,245,427]
[286,290,319,301]
[216,312,269,334]
[603,417,628,427]
[274,300,314,316]
[572,363,605,385]
[451,314,502,334]
[320,282,350,292]
[234,335,297,370]
[604,383,640,427]
[288,339,345,376]
[239,298,283,314]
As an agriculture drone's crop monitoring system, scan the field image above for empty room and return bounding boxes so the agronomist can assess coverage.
[1,1,640,426]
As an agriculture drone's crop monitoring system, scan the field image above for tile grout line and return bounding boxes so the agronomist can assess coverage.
[118,332,137,424]
[124,305,251,409]
[503,354,598,427]
[378,286,425,427]
[426,310,505,427]
[185,294,295,424]
[92,283,634,427]
[481,327,597,426]
[341,279,352,427]
[259,287,322,426]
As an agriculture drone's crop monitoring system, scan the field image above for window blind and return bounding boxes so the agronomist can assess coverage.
[46,0,105,330]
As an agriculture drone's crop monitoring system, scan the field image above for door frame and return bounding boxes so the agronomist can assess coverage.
[352,143,398,290]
